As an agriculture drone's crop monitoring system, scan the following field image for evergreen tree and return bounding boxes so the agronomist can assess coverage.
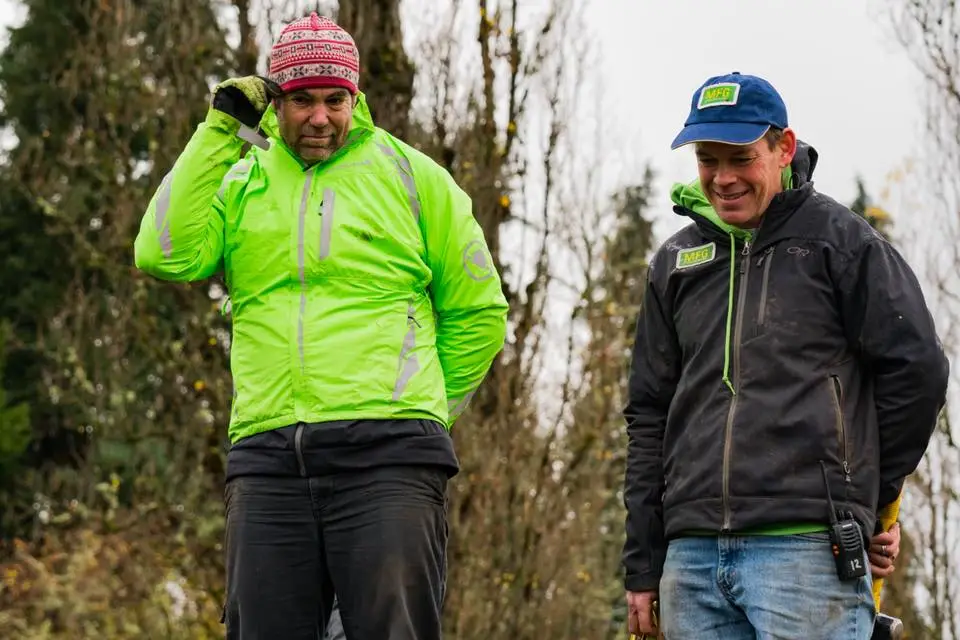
[601,171,657,342]
[849,176,893,238]
[0,0,236,538]
[0,321,31,480]
[578,170,658,631]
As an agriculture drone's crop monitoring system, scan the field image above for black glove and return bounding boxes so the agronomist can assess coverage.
[211,76,283,129]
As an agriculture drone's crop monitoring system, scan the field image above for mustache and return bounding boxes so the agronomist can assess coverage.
[299,126,337,137]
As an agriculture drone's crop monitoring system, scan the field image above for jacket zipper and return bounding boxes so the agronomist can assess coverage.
[318,188,336,260]
[296,173,314,377]
[830,376,852,484]
[291,133,366,391]
[722,239,751,530]
[756,247,774,326]
[294,422,307,477]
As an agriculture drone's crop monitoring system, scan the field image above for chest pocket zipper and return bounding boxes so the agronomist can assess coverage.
[756,247,775,326]
[319,188,336,260]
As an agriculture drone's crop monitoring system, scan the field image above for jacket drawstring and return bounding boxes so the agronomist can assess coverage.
[722,232,737,395]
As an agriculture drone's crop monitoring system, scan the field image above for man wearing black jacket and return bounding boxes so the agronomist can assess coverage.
[622,72,949,639]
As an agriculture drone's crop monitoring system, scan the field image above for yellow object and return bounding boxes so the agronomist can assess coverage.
[629,599,660,640]
[873,490,904,609]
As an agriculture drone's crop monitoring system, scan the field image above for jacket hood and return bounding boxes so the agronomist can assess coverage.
[789,140,818,187]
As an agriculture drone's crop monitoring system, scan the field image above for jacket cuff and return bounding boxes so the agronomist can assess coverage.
[624,571,661,593]
[204,108,243,135]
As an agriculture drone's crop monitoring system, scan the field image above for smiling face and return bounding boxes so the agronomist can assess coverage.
[274,87,355,165]
[694,127,797,228]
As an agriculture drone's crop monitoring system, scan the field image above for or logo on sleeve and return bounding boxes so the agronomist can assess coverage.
[698,83,740,109]
[675,242,717,269]
[462,239,494,282]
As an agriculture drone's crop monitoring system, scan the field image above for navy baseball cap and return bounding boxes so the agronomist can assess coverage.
[670,72,788,150]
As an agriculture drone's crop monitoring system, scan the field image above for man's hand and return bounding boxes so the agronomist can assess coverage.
[211,76,283,129]
[626,590,659,637]
[869,521,901,579]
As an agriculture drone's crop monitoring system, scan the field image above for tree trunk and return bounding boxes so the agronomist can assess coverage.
[337,0,415,139]
[231,0,260,76]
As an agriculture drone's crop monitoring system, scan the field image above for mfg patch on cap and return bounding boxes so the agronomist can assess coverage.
[698,83,740,109]
[676,242,716,269]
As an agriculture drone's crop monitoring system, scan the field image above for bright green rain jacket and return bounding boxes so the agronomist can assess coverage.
[134,93,509,444]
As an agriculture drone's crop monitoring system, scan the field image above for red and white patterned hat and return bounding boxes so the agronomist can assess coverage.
[268,13,360,94]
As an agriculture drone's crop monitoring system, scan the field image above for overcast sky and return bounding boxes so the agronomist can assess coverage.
[0,0,933,354]
[0,0,921,238]
[584,0,923,242]
[0,0,934,278]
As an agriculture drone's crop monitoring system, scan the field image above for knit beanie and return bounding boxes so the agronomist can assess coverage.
[268,13,360,95]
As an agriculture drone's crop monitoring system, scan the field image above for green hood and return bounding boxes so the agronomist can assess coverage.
[668,164,793,238]
[668,165,793,394]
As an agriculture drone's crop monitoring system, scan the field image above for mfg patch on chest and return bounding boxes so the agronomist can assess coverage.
[675,242,717,270]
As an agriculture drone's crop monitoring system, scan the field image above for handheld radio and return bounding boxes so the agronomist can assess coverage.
[820,460,866,581]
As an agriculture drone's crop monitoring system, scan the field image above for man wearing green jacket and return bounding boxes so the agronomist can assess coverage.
[134,13,508,639]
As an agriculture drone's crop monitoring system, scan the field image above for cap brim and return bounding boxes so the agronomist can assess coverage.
[670,122,770,150]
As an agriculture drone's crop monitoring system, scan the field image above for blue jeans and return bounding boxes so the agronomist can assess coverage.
[659,533,876,639]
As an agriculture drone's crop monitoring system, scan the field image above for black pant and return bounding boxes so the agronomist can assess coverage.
[223,465,449,639]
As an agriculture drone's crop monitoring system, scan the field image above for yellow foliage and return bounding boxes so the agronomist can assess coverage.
[0,514,224,639]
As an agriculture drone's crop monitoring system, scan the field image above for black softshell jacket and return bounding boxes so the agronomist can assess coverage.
[622,143,949,592]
